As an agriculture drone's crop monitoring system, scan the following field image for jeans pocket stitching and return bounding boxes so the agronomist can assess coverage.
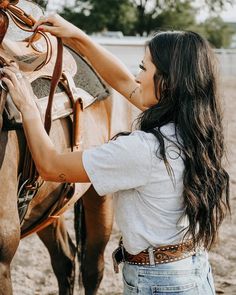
[123,273,137,293]
[152,282,197,292]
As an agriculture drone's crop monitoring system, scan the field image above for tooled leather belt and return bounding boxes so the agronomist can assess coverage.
[112,239,196,273]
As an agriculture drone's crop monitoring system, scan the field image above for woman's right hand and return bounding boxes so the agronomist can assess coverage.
[33,13,81,40]
[2,65,37,114]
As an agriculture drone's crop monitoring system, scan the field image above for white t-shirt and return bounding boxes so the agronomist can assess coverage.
[82,123,189,255]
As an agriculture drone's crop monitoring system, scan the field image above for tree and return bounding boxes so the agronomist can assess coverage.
[204,0,235,11]
[148,0,197,34]
[61,0,136,34]
[33,0,48,10]
[129,0,236,36]
[196,16,235,48]
[60,0,235,38]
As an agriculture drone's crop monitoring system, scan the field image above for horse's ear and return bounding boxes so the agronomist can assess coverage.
[0,11,9,44]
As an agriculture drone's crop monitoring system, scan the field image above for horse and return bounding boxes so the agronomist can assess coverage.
[0,1,138,294]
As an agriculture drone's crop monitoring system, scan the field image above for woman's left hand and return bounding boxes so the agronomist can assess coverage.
[1,65,37,113]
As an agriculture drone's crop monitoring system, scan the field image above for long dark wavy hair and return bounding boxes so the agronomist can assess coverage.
[137,31,230,250]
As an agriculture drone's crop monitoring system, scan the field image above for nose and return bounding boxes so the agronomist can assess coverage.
[135,73,141,84]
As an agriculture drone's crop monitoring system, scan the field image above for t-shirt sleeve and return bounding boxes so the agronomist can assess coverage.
[82,131,152,196]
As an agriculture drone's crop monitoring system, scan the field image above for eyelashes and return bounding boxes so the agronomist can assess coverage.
[139,64,146,71]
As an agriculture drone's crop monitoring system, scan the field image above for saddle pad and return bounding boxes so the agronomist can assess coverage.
[35,85,99,120]
[4,83,99,127]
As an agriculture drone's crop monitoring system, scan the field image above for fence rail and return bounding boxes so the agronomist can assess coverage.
[92,37,236,76]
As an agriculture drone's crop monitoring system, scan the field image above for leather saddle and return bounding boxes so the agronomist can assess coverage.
[0,0,109,133]
[0,0,110,232]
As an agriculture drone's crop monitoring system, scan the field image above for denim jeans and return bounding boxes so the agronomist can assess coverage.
[122,250,215,295]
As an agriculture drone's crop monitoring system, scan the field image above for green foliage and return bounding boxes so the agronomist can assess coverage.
[33,0,48,10]
[204,0,235,11]
[61,0,136,34]
[60,0,235,48]
[196,16,235,48]
[148,0,197,33]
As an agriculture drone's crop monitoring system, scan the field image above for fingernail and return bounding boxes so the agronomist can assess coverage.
[38,26,44,31]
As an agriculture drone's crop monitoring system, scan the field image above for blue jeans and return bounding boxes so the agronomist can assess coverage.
[122,250,215,295]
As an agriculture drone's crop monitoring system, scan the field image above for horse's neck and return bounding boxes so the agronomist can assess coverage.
[0,129,25,183]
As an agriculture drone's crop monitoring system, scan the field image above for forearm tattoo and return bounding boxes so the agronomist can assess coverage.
[129,86,139,99]
[58,173,67,182]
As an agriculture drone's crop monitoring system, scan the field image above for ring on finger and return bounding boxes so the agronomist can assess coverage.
[15,72,23,79]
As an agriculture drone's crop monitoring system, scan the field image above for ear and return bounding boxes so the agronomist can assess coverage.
[154,72,163,101]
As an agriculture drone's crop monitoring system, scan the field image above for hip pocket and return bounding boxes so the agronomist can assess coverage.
[123,268,138,294]
[151,282,198,295]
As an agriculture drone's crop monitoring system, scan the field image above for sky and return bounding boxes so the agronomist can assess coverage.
[196,1,236,22]
[47,0,236,23]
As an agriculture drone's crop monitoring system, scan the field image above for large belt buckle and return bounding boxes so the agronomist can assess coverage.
[112,244,125,273]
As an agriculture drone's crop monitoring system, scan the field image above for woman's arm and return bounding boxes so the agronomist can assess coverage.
[2,66,90,183]
[34,14,145,110]
[22,107,89,183]
[63,35,144,110]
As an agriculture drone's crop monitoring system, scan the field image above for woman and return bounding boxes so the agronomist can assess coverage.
[2,14,229,295]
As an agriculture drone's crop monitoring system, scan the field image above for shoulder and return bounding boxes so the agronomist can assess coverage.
[109,130,153,159]
[159,123,178,139]
[130,123,179,152]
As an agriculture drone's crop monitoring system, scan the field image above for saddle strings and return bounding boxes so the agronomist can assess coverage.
[0,0,52,70]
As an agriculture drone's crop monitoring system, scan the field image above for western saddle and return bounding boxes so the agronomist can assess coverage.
[0,0,109,236]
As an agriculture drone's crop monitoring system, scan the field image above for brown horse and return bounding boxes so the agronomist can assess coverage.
[0,1,138,295]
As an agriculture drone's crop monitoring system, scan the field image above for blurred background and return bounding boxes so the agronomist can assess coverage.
[35,0,236,75]
[44,0,236,47]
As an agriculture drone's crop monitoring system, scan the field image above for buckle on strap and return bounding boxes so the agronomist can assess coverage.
[112,244,125,273]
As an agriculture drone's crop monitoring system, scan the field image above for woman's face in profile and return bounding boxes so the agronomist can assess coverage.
[135,47,159,108]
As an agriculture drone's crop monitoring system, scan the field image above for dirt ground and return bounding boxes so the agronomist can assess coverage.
[11,77,236,294]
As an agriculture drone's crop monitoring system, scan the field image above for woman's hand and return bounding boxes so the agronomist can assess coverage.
[33,13,80,40]
[1,65,37,114]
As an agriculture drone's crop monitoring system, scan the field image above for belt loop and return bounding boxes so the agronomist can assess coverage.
[148,247,155,266]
